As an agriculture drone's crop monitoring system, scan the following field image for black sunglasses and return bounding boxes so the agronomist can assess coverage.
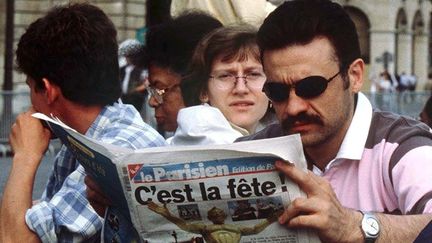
[262,71,341,102]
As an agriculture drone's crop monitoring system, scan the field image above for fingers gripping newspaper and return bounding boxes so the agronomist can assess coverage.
[33,113,320,243]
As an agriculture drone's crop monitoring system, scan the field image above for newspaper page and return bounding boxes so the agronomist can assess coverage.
[33,113,320,243]
[119,137,320,243]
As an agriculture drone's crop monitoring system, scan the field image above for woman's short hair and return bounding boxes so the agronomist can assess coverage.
[182,25,260,106]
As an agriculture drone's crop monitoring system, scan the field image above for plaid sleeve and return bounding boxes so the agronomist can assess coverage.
[25,166,102,243]
[99,119,166,149]
[25,103,166,242]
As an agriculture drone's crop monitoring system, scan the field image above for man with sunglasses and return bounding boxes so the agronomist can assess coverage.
[238,0,432,242]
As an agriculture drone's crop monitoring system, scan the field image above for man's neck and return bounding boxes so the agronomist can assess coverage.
[305,116,354,171]
[305,94,359,171]
[305,136,344,171]
[54,101,104,135]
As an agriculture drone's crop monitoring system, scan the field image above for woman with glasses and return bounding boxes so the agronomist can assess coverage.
[171,25,274,145]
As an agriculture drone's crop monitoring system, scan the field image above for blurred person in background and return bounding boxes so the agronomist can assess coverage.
[377,70,396,93]
[398,71,410,92]
[408,72,418,91]
[118,39,157,128]
[118,39,149,112]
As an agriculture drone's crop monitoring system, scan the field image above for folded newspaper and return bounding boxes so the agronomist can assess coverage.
[33,113,320,243]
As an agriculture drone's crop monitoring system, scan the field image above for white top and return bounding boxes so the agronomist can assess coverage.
[167,104,244,146]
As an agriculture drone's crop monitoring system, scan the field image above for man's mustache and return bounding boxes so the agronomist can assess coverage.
[281,112,323,133]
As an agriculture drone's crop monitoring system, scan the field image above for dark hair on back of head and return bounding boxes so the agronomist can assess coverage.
[182,25,259,106]
[16,3,120,106]
[258,0,360,77]
[146,10,223,76]
[129,46,148,68]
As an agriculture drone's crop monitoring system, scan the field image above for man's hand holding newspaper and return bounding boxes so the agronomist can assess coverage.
[84,175,111,216]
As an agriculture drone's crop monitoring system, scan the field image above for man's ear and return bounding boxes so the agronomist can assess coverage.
[348,58,364,93]
[42,78,60,104]
[348,58,365,93]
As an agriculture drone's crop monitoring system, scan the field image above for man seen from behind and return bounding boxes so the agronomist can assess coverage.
[0,3,166,242]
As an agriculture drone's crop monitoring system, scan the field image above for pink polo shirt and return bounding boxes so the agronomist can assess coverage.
[312,93,432,214]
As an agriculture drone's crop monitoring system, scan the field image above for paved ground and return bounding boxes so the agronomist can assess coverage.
[0,154,55,199]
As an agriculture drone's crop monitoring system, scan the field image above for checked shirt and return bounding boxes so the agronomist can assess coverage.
[25,102,166,242]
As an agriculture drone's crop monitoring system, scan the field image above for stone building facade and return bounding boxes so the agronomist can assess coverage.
[0,0,147,88]
[0,0,431,90]
[334,0,432,90]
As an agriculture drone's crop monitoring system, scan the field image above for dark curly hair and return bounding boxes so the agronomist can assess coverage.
[16,3,120,106]
[258,0,361,87]
[146,10,223,76]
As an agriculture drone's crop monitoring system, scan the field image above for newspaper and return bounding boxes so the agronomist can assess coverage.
[33,113,320,243]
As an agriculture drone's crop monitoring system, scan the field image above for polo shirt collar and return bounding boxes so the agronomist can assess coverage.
[335,92,372,160]
[313,92,372,174]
